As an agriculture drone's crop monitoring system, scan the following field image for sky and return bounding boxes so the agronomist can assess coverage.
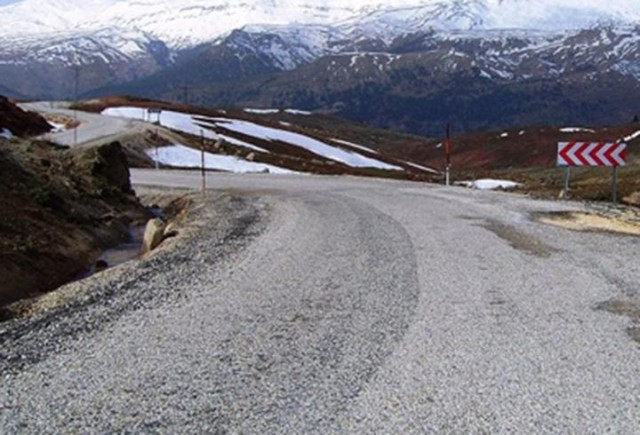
[0,0,20,5]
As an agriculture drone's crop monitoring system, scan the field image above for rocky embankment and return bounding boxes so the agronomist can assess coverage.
[0,136,149,310]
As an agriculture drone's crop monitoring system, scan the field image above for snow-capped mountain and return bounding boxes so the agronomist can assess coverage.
[0,0,392,48]
[1,0,639,47]
[0,0,639,134]
[131,22,636,136]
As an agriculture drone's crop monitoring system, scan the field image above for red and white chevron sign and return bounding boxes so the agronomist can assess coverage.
[557,142,627,167]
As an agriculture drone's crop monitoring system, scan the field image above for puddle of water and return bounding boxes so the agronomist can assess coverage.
[75,224,146,280]
[93,224,145,273]
[1,218,156,322]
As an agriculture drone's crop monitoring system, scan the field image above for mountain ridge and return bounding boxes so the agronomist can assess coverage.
[2,0,639,43]
[1,0,638,136]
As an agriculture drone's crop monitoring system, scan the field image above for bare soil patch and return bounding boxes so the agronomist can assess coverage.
[534,211,640,236]
[40,113,77,130]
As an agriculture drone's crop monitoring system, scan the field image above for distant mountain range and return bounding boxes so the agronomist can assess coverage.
[1,0,639,136]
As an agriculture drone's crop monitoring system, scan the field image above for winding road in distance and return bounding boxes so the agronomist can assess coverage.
[2,105,639,432]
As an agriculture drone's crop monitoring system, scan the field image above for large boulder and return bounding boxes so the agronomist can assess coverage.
[141,218,166,255]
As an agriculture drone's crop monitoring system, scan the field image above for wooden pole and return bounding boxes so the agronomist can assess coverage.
[73,65,79,146]
[201,130,206,199]
[612,166,618,204]
[563,166,571,199]
[155,141,159,170]
[445,123,452,186]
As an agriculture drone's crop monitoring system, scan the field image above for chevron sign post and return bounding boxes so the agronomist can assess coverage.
[557,142,627,167]
[557,141,628,202]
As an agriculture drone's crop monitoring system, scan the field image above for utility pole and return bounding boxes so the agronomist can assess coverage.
[612,165,619,204]
[201,130,206,199]
[562,166,571,199]
[445,123,452,186]
[155,139,159,171]
[73,64,80,146]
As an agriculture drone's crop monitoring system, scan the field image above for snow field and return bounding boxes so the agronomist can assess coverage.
[146,144,293,174]
[103,107,220,141]
[103,106,403,171]
[210,118,403,170]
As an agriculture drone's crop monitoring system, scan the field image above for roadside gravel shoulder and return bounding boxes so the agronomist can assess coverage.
[0,191,269,374]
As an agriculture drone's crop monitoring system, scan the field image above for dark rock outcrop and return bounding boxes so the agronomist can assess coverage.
[0,139,148,306]
[0,95,51,137]
[71,141,133,194]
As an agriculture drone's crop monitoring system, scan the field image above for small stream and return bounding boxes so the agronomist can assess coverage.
[88,207,164,275]
[0,209,165,322]
[92,225,146,273]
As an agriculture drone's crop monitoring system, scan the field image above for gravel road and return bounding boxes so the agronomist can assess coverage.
[2,170,640,433]
[20,102,149,147]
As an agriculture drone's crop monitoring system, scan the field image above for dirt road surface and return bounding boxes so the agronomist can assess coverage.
[1,170,639,432]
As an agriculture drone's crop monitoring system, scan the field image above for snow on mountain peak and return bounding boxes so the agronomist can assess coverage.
[345,0,640,41]
[487,0,640,30]
[0,1,394,44]
[0,0,638,49]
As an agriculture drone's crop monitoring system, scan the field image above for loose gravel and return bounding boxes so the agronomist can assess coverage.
[0,192,265,374]
[2,172,640,433]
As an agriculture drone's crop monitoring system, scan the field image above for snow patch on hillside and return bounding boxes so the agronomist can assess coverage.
[103,107,220,140]
[103,106,403,170]
[284,109,312,115]
[560,127,596,133]
[623,130,640,142]
[331,138,378,154]
[1,128,13,139]
[460,179,520,190]
[210,118,403,170]
[244,108,279,114]
[218,134,269,153]
[403,161,439,174]
[147,144,292,174]
[47,122,67,132]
